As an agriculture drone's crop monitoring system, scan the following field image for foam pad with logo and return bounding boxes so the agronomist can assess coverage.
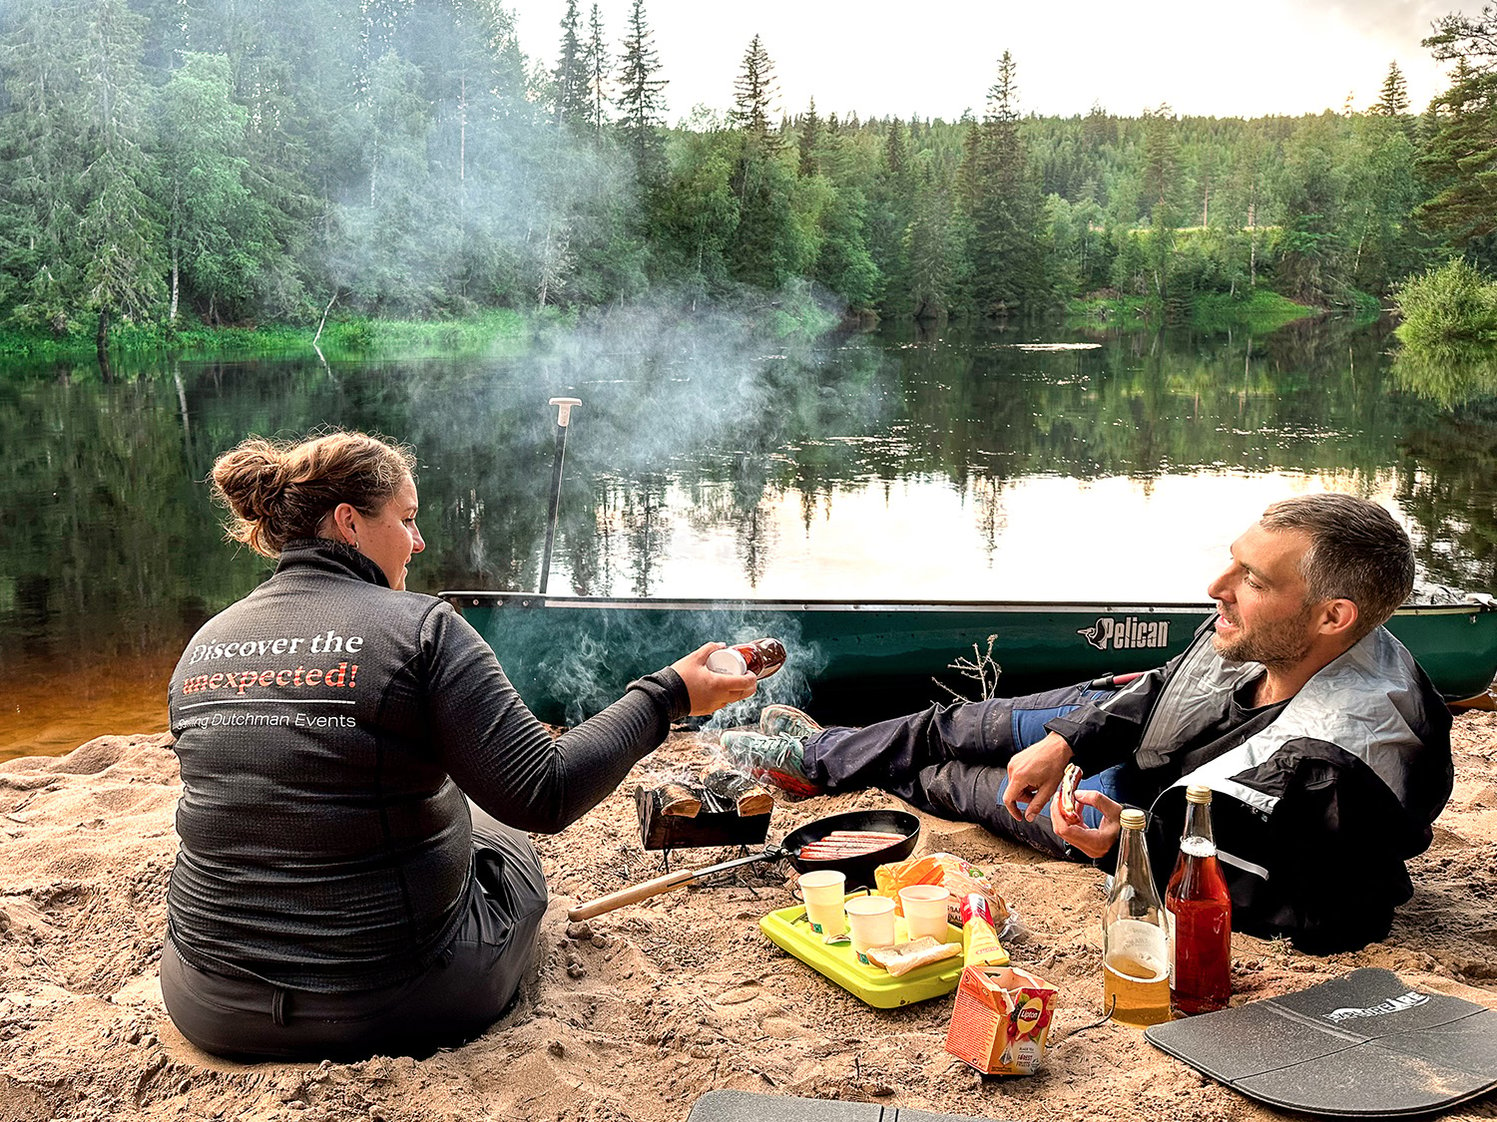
[1144,968,1497,1117]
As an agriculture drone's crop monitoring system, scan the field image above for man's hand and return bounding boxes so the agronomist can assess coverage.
[672,643,758,716]
[1051,788,1123,859]
[1001,732,1074,822]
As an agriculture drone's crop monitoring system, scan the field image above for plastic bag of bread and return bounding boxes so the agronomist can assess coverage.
[875,852,1011,933]
[865,936,963,977]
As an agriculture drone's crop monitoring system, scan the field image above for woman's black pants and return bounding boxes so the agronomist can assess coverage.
[160,808,548,1062]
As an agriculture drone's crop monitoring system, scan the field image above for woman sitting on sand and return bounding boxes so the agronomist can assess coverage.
[161,430,756,1061]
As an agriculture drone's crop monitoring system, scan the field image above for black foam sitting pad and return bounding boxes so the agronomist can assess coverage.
[687,1089,1001,1122]
[1145,967,1497,1117]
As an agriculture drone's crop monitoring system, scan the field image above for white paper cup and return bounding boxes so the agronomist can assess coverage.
[899,884,952,942]
[799,870,847,936]
[845,894,897,962]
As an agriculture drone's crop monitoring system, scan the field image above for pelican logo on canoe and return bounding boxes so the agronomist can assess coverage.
[1077,617,1171,651]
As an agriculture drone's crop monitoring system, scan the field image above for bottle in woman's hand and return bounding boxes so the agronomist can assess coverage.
[706,638,787,679]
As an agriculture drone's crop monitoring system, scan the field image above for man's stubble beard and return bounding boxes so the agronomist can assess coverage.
[1212,602,1315,667]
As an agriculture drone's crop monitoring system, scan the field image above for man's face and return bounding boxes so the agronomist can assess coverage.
[1205,522,1319,666]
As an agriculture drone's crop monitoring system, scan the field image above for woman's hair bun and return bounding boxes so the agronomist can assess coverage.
[207,430,415,559]
[212,439,287,522]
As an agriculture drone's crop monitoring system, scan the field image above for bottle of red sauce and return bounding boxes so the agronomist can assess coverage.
[706,638,787,679]
[1165,784,1232,1016]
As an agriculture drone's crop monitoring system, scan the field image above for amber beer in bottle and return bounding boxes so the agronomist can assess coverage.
[1165,784,1232,1015]
[1101,808,1172,1026]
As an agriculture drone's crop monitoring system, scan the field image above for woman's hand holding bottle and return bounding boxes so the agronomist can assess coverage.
[672,643,759,715]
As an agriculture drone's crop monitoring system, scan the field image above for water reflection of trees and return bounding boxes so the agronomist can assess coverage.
[1396,399,1497,591]
[1389,344,1497,409]
[5,319,1497,689]
[580,319,1497,595]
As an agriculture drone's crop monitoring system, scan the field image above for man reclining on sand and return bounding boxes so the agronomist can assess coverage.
[724,494,1454,954]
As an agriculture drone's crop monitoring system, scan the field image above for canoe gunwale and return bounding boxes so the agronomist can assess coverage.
[438,589,1497,712]
[439,591,1497,619]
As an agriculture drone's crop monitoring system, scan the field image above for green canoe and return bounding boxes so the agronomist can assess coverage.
[439,591,1497,726]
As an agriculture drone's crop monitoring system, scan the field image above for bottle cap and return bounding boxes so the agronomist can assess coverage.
[705,648,749,675]
[1119,808,1147,830]
[1186,784,1213,804]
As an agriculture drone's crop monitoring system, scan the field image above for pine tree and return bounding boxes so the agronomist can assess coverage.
[0,0,91,333]
[963,51,1046,314]
[884,118,908,179]
[905,166,955,319]
[553,0,589,127]
[70,0,163,361]
[731,34,779,150]
[583,3,609,135]
[1140,103,1180,221]
[1371,61,1411,116]
[1416,13,1497,258]
[798,98,821,177]
[863,120,913,315]
[1415,59,1497,247]
[157,52,274,324]
[615,0,667,180]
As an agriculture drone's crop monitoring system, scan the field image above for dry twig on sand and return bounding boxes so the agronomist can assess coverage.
[933,634,1002,704]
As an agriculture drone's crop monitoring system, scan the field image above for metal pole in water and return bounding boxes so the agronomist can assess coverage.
[539,397,581,594]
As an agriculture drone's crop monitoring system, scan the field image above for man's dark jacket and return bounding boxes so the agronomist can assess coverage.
[1048,622,1454,953]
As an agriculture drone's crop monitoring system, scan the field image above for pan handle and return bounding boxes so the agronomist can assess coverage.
[567,868,696,921]
[566,848,780,921]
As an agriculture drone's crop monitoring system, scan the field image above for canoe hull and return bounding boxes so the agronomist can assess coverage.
[440,592,1497,726]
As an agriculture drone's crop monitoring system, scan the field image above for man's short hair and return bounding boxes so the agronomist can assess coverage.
[1260,494,1415,639]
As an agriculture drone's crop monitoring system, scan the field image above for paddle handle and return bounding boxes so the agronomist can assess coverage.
[567,868,696,920]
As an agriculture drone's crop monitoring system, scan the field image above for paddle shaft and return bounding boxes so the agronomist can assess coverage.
[538,397,581,595]
[566,848,778,920]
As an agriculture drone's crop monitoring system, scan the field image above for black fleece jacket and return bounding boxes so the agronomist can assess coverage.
[166,540,688,991]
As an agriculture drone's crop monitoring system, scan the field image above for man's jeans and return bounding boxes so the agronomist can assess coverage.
[801,683,1124,859]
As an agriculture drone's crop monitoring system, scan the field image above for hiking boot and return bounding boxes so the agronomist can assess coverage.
[759,703,822,742]
[719,730,822,798]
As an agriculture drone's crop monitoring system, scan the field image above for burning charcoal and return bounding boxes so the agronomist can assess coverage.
[701,768,751,799]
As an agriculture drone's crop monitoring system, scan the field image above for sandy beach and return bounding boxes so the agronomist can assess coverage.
[2,712,1495,1122]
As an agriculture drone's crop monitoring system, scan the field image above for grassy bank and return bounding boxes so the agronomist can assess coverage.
[0,286,842,370]
[0,309,540,364]
[1191,289,1320,331]
[1065,287,1318,332]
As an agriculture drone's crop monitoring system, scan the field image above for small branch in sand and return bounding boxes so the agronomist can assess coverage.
[933,634,1003,704]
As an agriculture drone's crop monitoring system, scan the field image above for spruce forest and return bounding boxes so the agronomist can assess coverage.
[2,0,1497,353]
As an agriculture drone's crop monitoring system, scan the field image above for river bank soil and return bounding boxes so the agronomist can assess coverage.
[2,715,1496,1122]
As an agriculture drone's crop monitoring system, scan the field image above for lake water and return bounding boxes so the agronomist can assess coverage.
[4,314,1495,761]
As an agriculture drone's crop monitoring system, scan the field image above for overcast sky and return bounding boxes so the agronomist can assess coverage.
[512,0,1460,122]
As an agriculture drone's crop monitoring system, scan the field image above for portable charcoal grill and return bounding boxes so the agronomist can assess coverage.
[635,770,773,852]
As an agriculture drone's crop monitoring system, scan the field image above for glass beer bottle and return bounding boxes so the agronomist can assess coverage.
[1165,784,1232,1016]
[1101,808,1172,1026]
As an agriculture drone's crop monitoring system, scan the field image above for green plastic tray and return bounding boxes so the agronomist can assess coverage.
[758,901,976,1008]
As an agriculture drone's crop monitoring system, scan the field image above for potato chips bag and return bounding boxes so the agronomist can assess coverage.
[875,851,1008,929]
